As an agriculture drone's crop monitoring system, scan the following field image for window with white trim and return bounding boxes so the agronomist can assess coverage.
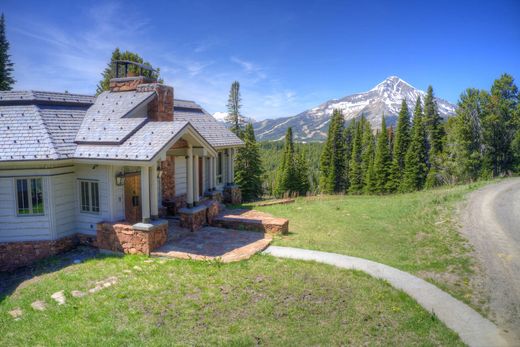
[79,180,100,213]
[16,178,44,215]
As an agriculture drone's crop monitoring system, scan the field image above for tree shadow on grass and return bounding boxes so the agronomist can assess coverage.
[0,247,122,304]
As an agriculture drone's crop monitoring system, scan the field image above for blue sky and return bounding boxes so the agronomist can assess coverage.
[3,0,519,120]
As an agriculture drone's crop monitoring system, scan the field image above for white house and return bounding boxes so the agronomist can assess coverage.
[0,64,243,270]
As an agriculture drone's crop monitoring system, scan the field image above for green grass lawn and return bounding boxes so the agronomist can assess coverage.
[253,183,488,308]
[0,254,463,346]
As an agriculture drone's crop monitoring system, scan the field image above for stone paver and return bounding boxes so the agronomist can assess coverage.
[8,308,22,319]
[152,225,271,262]
[31,300,46,311]
[264,246,510,347]
[50,290,66,305]
[71,290,86,298]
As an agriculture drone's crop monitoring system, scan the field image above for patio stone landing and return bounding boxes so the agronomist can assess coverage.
[151,222,272,262]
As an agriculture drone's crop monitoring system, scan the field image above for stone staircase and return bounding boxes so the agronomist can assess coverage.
[211,209,288,235]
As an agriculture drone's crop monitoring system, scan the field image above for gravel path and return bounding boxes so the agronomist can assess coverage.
[264,246,509,347]
[460,178,520,342]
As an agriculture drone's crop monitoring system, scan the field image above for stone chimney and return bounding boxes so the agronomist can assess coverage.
[137,83,174,122]
[108,60,174,122]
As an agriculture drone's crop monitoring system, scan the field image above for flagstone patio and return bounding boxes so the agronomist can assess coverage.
[150,220,272,262]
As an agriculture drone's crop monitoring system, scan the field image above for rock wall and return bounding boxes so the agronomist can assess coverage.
[96,222,168,255]
[0,234,92,272]
[224,185,242,205]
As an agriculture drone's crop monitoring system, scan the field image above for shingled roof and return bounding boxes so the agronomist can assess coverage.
[0,89,243,163]
[173,99,244,148]
[0,92,92,162]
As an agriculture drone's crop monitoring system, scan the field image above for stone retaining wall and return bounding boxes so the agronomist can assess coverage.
[0,234,93,272]
[96,221,168,255]
[224,185,242,205]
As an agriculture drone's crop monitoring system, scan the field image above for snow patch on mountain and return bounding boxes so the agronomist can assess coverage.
[253,76,456,142]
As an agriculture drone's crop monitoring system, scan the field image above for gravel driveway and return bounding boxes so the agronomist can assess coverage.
[461,178,520,343]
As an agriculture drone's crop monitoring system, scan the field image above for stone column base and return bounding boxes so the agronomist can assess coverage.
[96,220,168,255]
[223,185,242,205]
[205,190,223,202]
[179,205,208,232]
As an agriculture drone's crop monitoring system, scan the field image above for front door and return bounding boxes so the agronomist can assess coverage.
[124,173,141,223]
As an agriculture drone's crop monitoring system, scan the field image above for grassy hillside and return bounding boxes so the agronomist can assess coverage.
[252,182,489,311]
[0,255,462,346]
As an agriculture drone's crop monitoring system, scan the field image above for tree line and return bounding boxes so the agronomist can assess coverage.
[318,74,519,196]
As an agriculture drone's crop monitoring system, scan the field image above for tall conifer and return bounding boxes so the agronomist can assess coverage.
[319,109,347,193]
[402,97,428,191]
[274,128,299,196]
[348,120,363,194]
[0,14,15,91]
[388,100,411,191]
[373,115,391,194]
[234,123,263,201]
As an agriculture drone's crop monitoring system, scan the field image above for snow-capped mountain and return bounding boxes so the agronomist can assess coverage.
[252,76,456,142]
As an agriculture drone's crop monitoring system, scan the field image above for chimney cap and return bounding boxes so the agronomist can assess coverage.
[112,60,158,79]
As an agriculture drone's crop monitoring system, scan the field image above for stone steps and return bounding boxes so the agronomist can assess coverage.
[211,209,288,235]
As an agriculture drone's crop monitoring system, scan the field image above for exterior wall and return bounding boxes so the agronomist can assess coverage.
[0,173,52,242]
[174,156,187,196]
[75,164,112,235]
[52,172,77,239]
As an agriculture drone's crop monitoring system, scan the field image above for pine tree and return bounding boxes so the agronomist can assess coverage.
[402,97,428,191]
[482,74,518,176]
[372,115,392,194]
[295,150,311,195]
[361,120,376,193]
[274,128,299,196]
[96,48,161,94]
[319,109,347,193]
[234,123,263,201]
[348,120,364,194]
[226,81,245,137]
[445,88,487,182]
[388,100,411,192]
[0,14,15,91]
[423,85,444,155]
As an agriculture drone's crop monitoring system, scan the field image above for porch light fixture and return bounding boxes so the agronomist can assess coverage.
[115,171,125,186]
[157,165,163,178]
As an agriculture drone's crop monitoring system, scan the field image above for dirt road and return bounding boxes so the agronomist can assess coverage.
[461,178,520,342]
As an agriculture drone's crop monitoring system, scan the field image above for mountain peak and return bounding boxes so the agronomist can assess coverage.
[253,77,456,142]
[371,76,414,92]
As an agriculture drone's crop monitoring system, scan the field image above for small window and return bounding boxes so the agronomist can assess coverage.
[217,152,223,184]
[16,178,44,215]
[79,180,99,213]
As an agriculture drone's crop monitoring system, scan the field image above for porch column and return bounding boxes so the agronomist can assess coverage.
[140,166,150,222]
[150,164,158,219]
[227,148,233,184]
[193,154,200,204]
[186,145,193,208]
[201,156,206,193]
[209,156,215,190]
[231,148,235,182]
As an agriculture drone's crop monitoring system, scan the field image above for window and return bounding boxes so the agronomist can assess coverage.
[16,178,44,215]
[217,152,223,184]
[79,180,99,213]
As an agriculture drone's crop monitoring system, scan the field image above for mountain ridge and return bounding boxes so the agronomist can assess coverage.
[251,76,456,142]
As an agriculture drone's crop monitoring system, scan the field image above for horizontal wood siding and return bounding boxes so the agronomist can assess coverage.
[52,172,76,238]
[0,175,52,242]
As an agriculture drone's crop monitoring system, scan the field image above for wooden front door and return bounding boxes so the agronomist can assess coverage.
[124,173,141,223]
[198,157,203,195]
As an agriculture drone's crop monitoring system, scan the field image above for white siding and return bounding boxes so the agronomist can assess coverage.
[175,156,187,196]
[52,172,76,238]
[0,172,52,242]
[75,165,111,235]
